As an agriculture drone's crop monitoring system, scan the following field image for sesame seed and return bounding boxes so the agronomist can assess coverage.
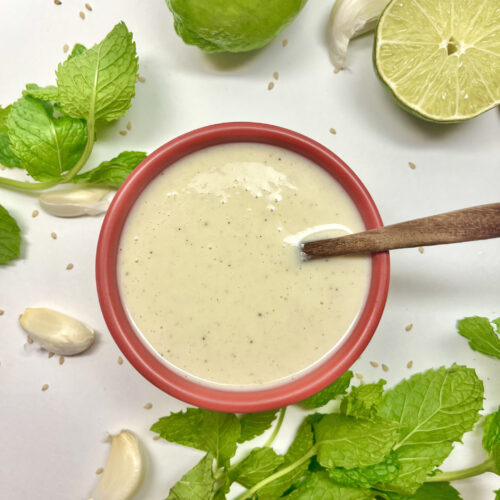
[54,0,62,4]
[405,323,413,332]
[273,72,279,80]
[27,337,34,344]
[63,44,69,53]
[418,247,425,254]
[382,364,389,372]
[329,128,337,135]
[59,356,65,365]
[144,403,153,410]
[355,372,364,380]
[79,11,85,20]
[152,435,161,440]
[85,3,92,11]
[370,361,379,368]
[282,39,288,47]
[32,210,39,217]
[96,467,104,475]
[119,130,128,136]
[0,309,4,316]
[48,352,55,359]
[333,67,340,74]
[409,161,416,170]
[51,232,57,239]
[138,75,146,83]
[126,121,132,131]
[407,361,414,369]
[267,82,275,91]
[41,384,49,391]
[66,263,74,270]
[117,356,123,365]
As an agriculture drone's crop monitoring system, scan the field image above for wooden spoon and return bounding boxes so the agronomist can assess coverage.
[302,203,500,259]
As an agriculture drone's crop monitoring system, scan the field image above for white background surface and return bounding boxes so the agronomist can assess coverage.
[0,1,499,499]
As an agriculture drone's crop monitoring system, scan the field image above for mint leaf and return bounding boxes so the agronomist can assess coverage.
[230,447,284,488]
[73,150,146,188]
[457,316,500,359]
[329,452,399,489]
[341,380,386,420]
[56,22,138,122]
[167,453,215,500]
[299,371,354,409]
[258,415,317,498]
[23,84,59,101]
[407,482,461,499]
[7,96,87,181]
[314,414,399,469]
[0,205,21,264]
[0,106,21,169]
[377,365,483,494]
[483,406,500,453]
[151,408,240,464]
[287,471,375,499]
[495,489,500,500]
[67,43,87,60]
[238,410,278,443]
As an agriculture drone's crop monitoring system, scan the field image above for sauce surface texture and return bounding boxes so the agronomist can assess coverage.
[119,143,370,387]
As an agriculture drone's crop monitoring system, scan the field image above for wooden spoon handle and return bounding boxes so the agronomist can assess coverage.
[302,203,500,259]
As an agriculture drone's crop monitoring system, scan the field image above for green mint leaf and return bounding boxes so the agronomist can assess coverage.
[67,43,87,60]
[150,408,240,464]
[0,205,21,264]
[495,489,500,500]
[483,406,500,454]
[73,150,146,188]
[7,96,88,181]
[457,316,500,359]
[329,452,399,489]
[56,22,138,122]
[299,371,354,409]
[229,447,284,488]
[315,414,399,469]
[0,106,22,169]
[407,482,462,499]
[237,410,278,443]
[493,444,500,473]
[22,84,59,101]
[377,365,483,494]
[167,453,215,500]
[341,380,386,420]
[286,471,375,500]
[258,415,318,498]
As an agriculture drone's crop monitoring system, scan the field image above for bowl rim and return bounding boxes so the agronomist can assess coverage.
[96,122,390,412]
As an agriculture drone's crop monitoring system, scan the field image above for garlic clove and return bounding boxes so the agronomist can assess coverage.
[19,307,95,356]
[39,188,111,217]
[328,0,390,71]
[90,430,146,500]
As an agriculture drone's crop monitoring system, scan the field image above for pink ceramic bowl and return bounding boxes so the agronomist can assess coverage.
[96,122,390,412]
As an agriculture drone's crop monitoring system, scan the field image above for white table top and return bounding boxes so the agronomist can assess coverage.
[0,1,499,499]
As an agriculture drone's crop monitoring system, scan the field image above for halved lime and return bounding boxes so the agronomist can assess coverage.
[374,0,500,122]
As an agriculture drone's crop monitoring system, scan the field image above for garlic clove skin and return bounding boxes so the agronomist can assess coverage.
[39,188,111,217]
[329,0,390,71]
[90,430,146,500]
[19,308,95,356]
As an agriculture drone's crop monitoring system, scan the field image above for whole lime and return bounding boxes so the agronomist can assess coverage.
[166,0,307,53]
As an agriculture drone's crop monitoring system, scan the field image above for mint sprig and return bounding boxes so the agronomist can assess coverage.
[457,316,500,360]
[0,22,146,264]
[153,364,498,500]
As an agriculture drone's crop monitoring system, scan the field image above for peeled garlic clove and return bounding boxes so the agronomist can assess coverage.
[19,308,95,355]
[329,0,390,71]
[90,430,146,500]
[39,188,111,217]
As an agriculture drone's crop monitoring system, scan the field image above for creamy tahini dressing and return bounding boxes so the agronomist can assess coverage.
[118,143,370,387]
